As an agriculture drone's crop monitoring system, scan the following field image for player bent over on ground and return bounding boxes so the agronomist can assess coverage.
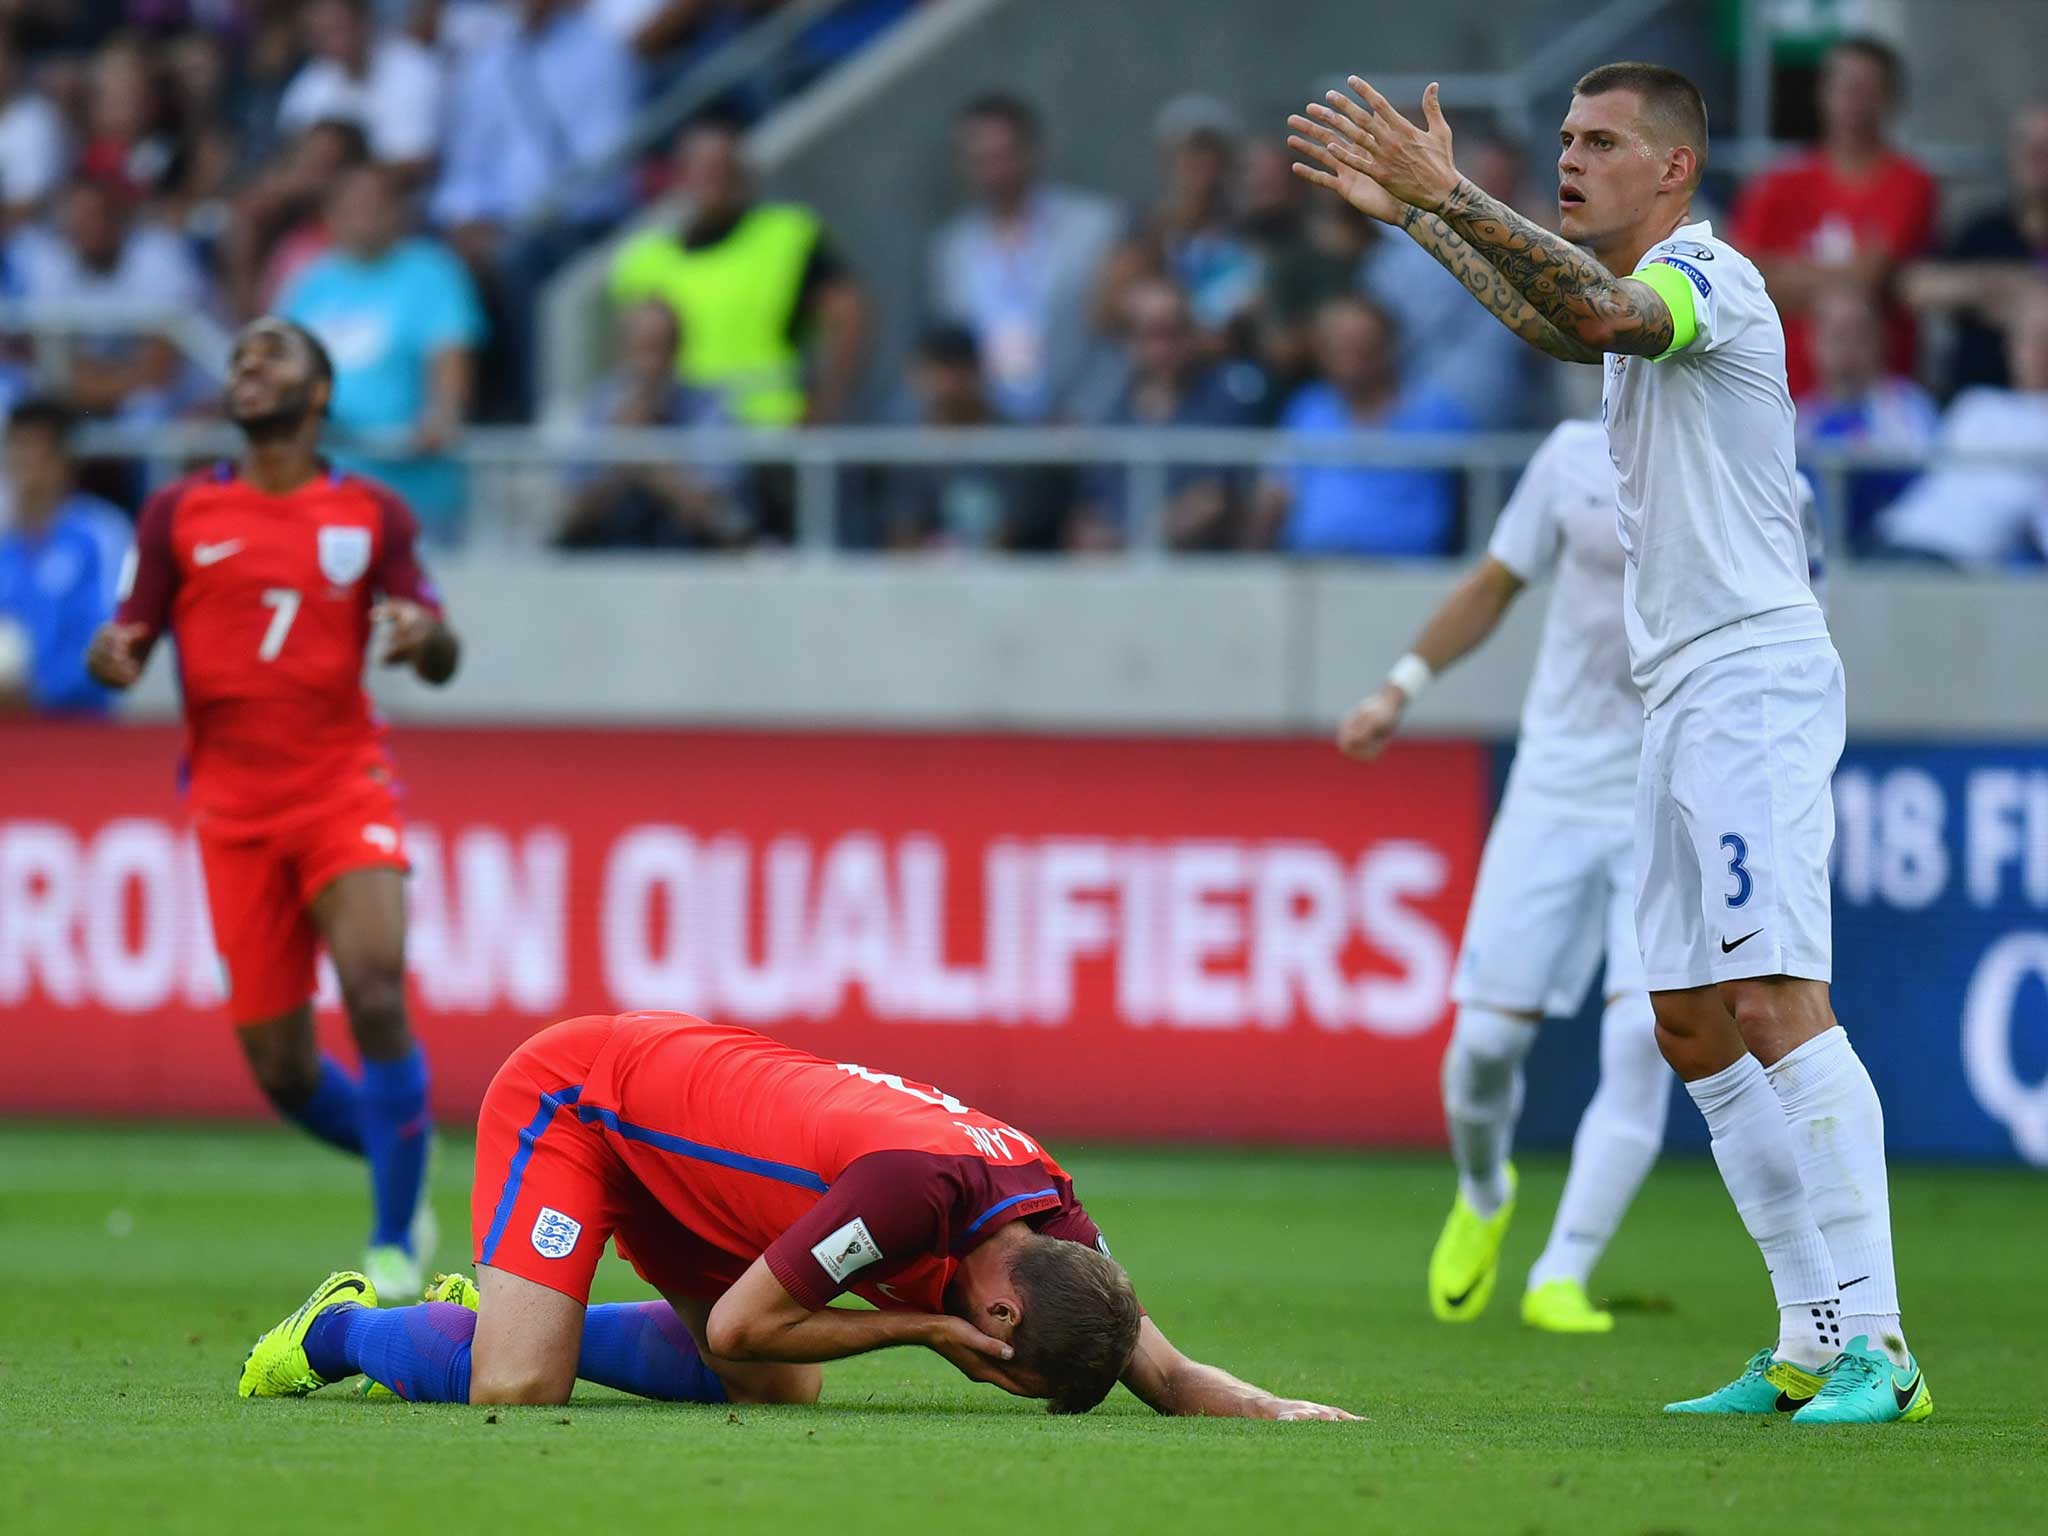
[241,1012,1356,1419]
[1338,418,1671,1335]
[85,318,460,1299]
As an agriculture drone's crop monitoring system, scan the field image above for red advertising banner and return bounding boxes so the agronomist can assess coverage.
[0,723,1487,1142]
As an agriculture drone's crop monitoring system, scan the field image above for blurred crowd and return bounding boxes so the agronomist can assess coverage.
[5,10,2048,713]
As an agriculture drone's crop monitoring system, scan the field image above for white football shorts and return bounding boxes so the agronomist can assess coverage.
[1452,790,1644,1016]
[1633,637,1844,992]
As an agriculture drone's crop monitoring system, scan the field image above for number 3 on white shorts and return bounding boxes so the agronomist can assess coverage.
[258,588,301,662]
[1719,832,1752,908]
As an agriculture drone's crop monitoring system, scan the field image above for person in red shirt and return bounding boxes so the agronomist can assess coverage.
[240,1013,1358,1421]
[85,317,461,1300]
[1730,34,1938,398]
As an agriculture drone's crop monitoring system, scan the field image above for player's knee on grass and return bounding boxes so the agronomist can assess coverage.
[471,1266,583,1405]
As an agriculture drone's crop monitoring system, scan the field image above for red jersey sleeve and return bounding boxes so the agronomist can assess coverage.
[115,485,182,653]
[764,1150,1075,1311]
[368,484,444,616]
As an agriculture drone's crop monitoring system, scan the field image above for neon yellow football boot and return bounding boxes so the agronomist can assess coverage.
[1521,1277,1615,1334]
[1428,1165,1517,1322]
[238,1271,376,1398]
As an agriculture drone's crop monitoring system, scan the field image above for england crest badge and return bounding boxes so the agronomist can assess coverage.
[318,525,373,586]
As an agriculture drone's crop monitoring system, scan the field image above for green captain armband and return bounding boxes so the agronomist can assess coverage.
[1633,260,1700,359]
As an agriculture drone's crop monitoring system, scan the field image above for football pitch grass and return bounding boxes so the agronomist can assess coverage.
[1,1125,2041,1535]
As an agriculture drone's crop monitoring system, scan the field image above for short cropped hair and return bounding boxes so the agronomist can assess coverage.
[1826,33,1906,101]
[1007,1234,1142,1415]
[1573,61,1710,187]
[958,92,1041,145]
[5,395,76,445]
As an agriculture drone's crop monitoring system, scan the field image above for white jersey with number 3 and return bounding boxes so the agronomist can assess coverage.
[1600,219,1827,708]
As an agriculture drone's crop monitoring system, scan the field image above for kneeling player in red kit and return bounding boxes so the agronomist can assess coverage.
[240,1013,1356,1419]
[85,318,460,1298]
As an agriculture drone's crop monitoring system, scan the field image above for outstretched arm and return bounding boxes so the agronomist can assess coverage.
[1120,1317,1358,1420]
[1300,80,1675,358]
[1335,555,1525,761]
[1289,116,1598,364]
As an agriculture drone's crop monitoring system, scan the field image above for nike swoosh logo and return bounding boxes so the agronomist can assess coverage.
[1892,1372,1921,1411]
[1721,928,1764,954]
[1838,1274,1869,1291]
[1774,1391,1807,1412]
[193,540,244,566]
[1444,1279,1481,1309]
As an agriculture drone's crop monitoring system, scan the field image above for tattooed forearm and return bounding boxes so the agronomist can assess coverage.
[1433,178,1675,357]
[1396,205,1602,364]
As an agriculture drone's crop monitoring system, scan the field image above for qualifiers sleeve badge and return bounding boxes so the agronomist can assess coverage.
[811,1217,884,1283]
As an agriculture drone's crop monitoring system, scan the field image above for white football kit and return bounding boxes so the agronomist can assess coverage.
[1603,220,1840,991]
[1452,419,1644,1015]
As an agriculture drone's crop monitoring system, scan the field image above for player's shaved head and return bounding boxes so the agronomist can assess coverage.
[1572,61,1709,190]
[1004,1234,1141,1414]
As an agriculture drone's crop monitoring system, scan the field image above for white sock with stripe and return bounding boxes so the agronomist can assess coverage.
[1684,1053,1840,1370]
[1766,1025,1908,1368]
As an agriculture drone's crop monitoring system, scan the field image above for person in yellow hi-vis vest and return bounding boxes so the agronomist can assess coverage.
[610,120,869,426]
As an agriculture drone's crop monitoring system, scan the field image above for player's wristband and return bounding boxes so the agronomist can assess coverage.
[1386,652,1433,703]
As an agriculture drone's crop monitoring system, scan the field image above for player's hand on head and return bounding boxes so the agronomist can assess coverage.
[371,600,435,666]
[1336,686,1405,761]
[925,1315,1036,1398]
[84,621,148,688]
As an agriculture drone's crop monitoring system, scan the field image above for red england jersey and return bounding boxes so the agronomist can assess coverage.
[574,1014,1108,1313]
[1730,148,1939,397]
[116,463,443,834]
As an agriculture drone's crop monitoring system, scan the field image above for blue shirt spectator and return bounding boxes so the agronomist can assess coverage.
[1257,296,1470,557]
[283,164,486,541]
[1072,278,1267,550]
[1795,287,1938,549]
[929,94,1122,423]
[429,0,637,232]
[0,400,129,716]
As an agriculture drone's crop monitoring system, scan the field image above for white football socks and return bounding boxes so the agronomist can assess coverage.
[1684,1053,1841,1370]
[1766,1025,1908,1367]
[1527,993,1670,1292]
[1441,1004,1538,1219]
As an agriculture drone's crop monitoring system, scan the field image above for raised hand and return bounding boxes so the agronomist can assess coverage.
[1301,78,1462,214]
[1287,114,1403,223]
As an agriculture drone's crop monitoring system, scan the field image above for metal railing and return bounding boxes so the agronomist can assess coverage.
[62,420,2048,565]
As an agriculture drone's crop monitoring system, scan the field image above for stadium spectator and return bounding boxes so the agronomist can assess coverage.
[429,0,636,235]
[1903,104,2048,396]
[858,325,1069,551]
[281,163,484,542]
[1876,284,2048,569]
[1255,195,1371,407]
[0,23,69,233]
[611,118,867,426]
[0,398,129,716]
[75,31,173,202]
[7,178,212,422]
[555,299,750,551]
[1795,286,1937,550]
[1731,34,1938,399]
[928,92,1121,423]
[277,0,444,177]
[1252,294,1469,558]
[1099,96,1262,344]
[224,117,375,319]
[1069,278,1266,551]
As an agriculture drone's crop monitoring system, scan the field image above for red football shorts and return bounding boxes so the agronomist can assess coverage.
[196,780,409,1025]
[469,1015,755,1305]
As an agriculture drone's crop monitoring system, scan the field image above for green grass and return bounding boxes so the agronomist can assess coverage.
[0,1125,2041,1535]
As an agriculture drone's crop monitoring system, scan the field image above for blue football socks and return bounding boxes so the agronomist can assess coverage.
[578,1302,728,1403]
[358,1048,431,1249]
[276,1053,364,1155]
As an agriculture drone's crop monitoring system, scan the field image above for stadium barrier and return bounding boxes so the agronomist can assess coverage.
[4,724,2043,1163]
